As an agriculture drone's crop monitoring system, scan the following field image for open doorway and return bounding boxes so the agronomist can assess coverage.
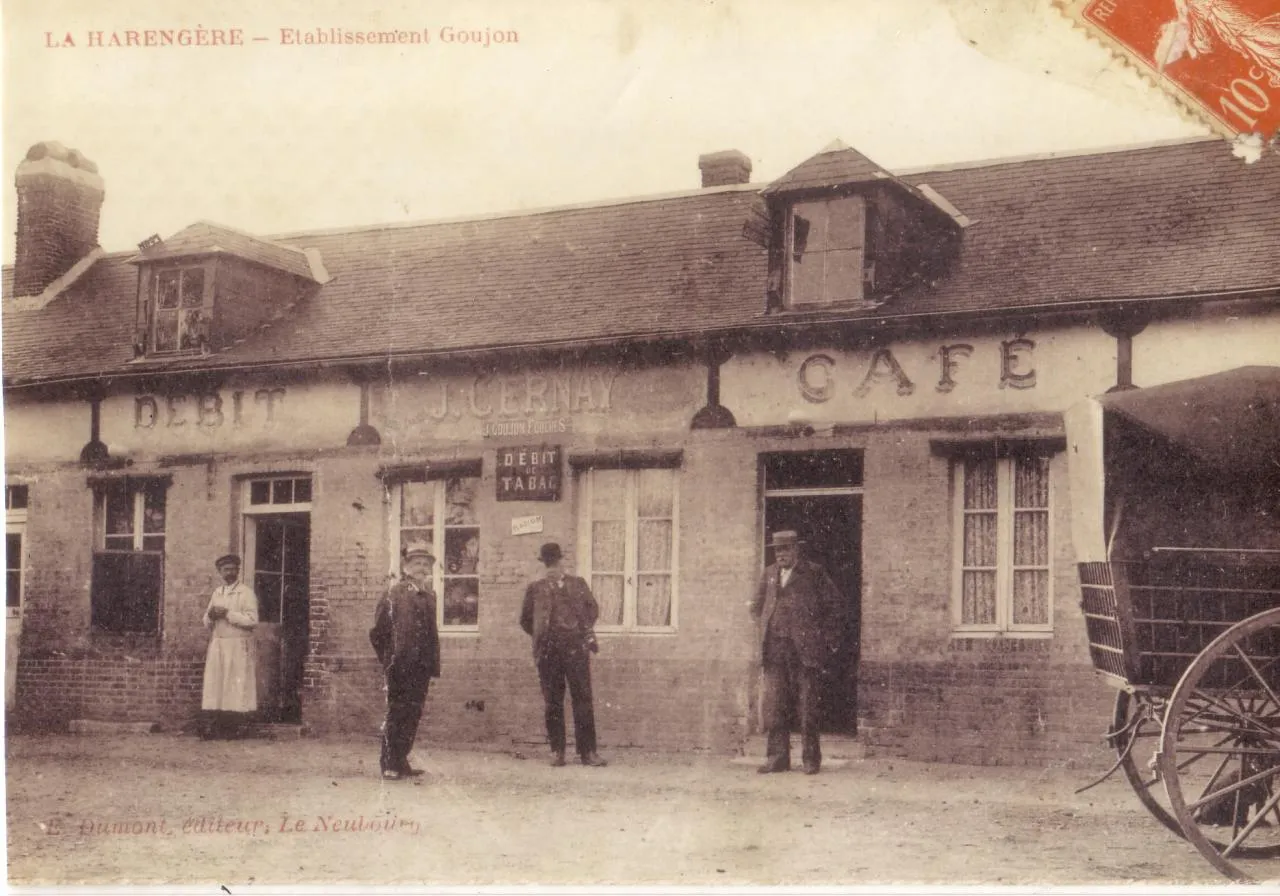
[243,477,312,724]
[762,450,863,733]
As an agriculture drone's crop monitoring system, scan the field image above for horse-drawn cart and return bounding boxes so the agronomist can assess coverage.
[1065,366,1280,881]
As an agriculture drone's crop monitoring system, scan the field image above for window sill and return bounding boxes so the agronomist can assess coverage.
[594,627,679,636]
[440,627,480,637]
[766,299,885,317]
[950,629,1052,640]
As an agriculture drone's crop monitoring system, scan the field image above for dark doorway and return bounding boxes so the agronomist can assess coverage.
[762,450,863,733]
[248,512,310,724]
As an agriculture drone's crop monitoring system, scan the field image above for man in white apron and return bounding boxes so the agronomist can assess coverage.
[201,554,259,739]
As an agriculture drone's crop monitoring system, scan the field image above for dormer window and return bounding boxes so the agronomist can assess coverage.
[150,266,210,353]
[762,141,966,314]
[786,195,867,307]
[129,221,327,360]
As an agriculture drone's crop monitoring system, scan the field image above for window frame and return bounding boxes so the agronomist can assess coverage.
[90,478,169,635]
[576,466,680,634]
[387,475,482,634]
[6,485,29,620]
[784,193,868,309]
[949,453,1054,638]
[142,263,213,356]
[241,475,313,626]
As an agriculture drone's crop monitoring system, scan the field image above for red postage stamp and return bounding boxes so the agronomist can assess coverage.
[1057,0,1280,139]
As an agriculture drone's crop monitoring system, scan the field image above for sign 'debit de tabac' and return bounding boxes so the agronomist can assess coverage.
[496,445,562,502]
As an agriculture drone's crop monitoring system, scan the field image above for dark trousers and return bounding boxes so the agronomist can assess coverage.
[381,672,430,773]
[536,640,597,757]
[762,633,822,767]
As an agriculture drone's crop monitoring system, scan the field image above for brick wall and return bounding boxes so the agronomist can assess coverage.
[306,430,760,754]
[853,427,1115,766]
[11,420,1116,766]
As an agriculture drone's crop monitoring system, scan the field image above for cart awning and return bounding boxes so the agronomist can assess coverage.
[1065,366,1280,563]
[1096,366,1280,475]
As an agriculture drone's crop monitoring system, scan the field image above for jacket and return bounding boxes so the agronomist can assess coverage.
[520,575,599,657]
[749,558,843,671]
[371,579,440,679]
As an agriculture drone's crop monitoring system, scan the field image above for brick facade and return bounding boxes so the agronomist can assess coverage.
[11,386,1120,766]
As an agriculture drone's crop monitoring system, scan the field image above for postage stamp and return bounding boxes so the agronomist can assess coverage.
[1056,0,1280,139]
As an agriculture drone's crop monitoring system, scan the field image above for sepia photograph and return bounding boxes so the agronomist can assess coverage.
[3,0,1279,888]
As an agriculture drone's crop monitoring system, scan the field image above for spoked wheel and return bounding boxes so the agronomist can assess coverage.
[1159,607,1280,882]
[1112,690,1183,838]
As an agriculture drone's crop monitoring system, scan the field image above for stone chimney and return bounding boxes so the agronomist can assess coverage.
[698,150,752,188]
[13,141,104,297]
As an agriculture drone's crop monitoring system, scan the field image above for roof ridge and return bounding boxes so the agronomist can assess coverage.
[266,182,762,242]
[897,135,1221,177]
[181,219,313,256]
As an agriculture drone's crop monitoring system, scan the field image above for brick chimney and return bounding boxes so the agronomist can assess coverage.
[698,150,752,188]
[13,141,104,297]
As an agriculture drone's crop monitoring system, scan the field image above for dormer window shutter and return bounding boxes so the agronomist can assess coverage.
[786,194,866,307]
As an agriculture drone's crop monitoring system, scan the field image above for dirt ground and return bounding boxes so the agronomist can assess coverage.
[3,731,1245,887]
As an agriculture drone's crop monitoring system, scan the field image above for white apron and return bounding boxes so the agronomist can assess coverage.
[201,581,259,712]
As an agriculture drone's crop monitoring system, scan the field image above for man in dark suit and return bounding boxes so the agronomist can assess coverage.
[750,530,843,775]
[520,542,607,768]
[370,546,441,781]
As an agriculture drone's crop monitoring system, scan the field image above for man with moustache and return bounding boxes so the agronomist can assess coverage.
[370,546,441,780]
[750,530,843,775]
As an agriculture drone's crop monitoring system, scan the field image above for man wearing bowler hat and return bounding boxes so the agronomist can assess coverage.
[370,546,440,780]
[520,542,607,767]
[750,530,843,775]
[201,554,260,740]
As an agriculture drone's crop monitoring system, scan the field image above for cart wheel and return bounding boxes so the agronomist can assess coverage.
[1113,690,1183,838]
[1159,607,1280,882]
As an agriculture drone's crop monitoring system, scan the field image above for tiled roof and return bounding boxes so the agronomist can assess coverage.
[131,221,319,281]
[762,141,889,194]
[894,139,1280,314]
[3,138,1278,387]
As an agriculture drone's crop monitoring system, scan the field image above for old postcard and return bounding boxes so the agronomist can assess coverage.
[4,0,1280,889]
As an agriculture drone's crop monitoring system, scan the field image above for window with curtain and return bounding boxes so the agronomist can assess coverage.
[578,467,678,631]
[952,454,1052,634]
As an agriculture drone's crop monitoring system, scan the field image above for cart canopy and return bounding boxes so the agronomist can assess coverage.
[1066,366,1280,563]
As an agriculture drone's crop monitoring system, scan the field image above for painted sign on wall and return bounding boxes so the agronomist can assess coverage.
[132,388,287,429]
[718,327,1118,427]
[496,445,562,502]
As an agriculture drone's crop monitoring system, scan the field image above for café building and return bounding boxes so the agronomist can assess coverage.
[4,137,1277,764]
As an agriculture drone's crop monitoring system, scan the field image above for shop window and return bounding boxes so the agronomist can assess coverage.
[91,480,167,633]
[6,485,29,619]
[389,476,481,630]
[951,455,1052,635]
[577,467,679,631]
[786,195,867,307]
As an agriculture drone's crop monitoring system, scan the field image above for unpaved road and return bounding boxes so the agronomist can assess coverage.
[5,732,1236,886]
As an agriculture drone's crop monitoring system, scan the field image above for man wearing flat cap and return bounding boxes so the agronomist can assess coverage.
[201,554,260,740]
[750,530,843,775]
[370,546,441,780]
[520,542,607,767]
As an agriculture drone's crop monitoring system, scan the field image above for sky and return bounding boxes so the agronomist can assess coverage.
[2,0,1206,261]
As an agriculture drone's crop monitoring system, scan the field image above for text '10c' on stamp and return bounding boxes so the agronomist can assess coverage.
[1056,0,1280,142]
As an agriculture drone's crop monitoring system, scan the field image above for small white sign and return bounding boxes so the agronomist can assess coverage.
[511,515,544,536]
